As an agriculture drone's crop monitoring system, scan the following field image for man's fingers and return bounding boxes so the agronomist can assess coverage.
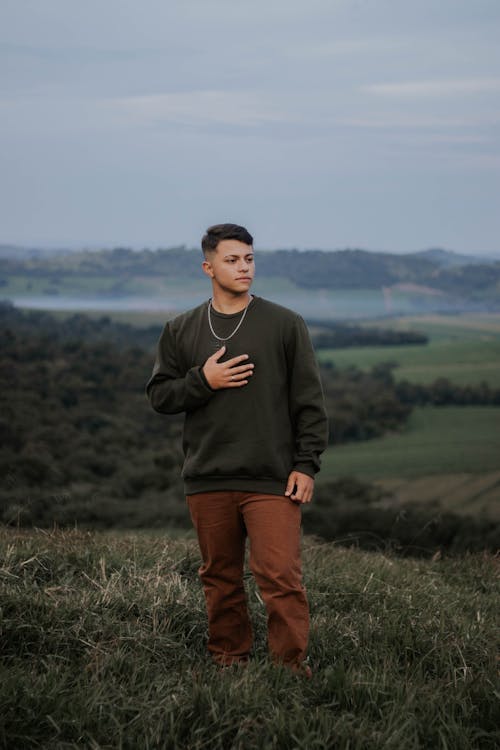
[210,345,226,361]
[228,372,253,381]
[203,348,255,390]
[286,471,314,503]
[227,368,253,384]
[301,487,313,504]
[297,483,313,504]
[225,354,250,366]
[227,379,249,387]
[227,363,254,376]
[285,472,297,496]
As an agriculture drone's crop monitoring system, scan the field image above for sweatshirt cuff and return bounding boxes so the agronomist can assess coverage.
[198,365,216,392]
[293,462,318,479]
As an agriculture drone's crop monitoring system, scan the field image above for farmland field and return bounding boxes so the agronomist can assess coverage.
[374,471,500,521]
[320,406,500,479]
[318,313,500,387]
[320,405,500,520]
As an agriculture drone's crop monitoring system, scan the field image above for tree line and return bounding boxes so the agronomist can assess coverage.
[2,245,500,298]
[1,303,498,554]
[0,299,429,350]
[308,319,428,348]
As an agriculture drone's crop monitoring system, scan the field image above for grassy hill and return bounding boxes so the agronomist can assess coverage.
[1,527,498,749]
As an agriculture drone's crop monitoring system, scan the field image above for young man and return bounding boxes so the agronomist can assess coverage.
[146,223,328,674]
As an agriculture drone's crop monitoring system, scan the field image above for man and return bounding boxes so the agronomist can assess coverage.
[146,223,328,675]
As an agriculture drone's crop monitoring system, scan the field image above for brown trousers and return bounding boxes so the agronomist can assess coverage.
[186,491,310,667]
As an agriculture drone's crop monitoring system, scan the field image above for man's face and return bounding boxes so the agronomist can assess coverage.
[202,239,255,295]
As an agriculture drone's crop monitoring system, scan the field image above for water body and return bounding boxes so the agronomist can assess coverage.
[8,290,465,320]
[10,292,386,319]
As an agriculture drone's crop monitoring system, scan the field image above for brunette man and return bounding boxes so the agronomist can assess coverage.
[146,223,328,675]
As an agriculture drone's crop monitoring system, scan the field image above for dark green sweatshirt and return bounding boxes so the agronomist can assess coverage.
[146,295,329,496]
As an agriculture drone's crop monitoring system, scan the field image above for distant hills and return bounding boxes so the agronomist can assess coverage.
[1,245,500,316]
[0,244,76,259]
[411,247,500,267]
[1,243,499,266]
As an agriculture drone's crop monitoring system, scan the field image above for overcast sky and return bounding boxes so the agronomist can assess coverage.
[1,0,499,254]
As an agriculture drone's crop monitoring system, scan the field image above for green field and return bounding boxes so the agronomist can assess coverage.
[1,527,497,749]
[318,313,500,387]
[320,406,500,480]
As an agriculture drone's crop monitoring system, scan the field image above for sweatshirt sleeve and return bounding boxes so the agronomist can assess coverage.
[146,320,216,414]
[286,315,329,478]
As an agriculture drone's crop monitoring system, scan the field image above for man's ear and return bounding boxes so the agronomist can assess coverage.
[202,260,214,278]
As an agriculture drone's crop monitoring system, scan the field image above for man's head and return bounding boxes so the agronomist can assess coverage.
[201,223,253,258]
[201,223,255,296]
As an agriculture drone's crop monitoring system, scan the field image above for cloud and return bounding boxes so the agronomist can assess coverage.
[0,89,288,138]
[103,90,285,127]
[362,77,500,97]
[335,113,500,130]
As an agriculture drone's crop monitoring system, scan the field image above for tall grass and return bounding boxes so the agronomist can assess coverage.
[1,527,498,749]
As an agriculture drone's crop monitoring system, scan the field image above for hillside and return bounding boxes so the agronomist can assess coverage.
[1,527,497,749]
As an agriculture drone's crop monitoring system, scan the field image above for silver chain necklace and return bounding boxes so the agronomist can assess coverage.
[207,295,253,350]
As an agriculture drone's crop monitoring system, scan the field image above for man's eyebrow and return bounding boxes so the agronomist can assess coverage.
[223,253,254,259]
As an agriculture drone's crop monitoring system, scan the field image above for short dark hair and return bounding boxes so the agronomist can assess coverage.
[201,223,253,256]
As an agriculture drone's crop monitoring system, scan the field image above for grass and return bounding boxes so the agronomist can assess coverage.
[320,406,500,481]
[1,526,498,749]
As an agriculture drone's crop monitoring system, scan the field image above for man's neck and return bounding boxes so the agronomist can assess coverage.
[210,291,253,314]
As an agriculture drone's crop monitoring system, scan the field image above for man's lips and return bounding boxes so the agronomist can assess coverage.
[236,277,252,281]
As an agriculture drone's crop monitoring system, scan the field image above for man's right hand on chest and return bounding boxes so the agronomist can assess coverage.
[202,346,254,390]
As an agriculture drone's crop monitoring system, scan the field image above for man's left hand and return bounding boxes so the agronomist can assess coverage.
[285,471,314,504]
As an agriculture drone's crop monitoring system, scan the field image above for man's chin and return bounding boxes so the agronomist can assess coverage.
[216,282,254,297]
